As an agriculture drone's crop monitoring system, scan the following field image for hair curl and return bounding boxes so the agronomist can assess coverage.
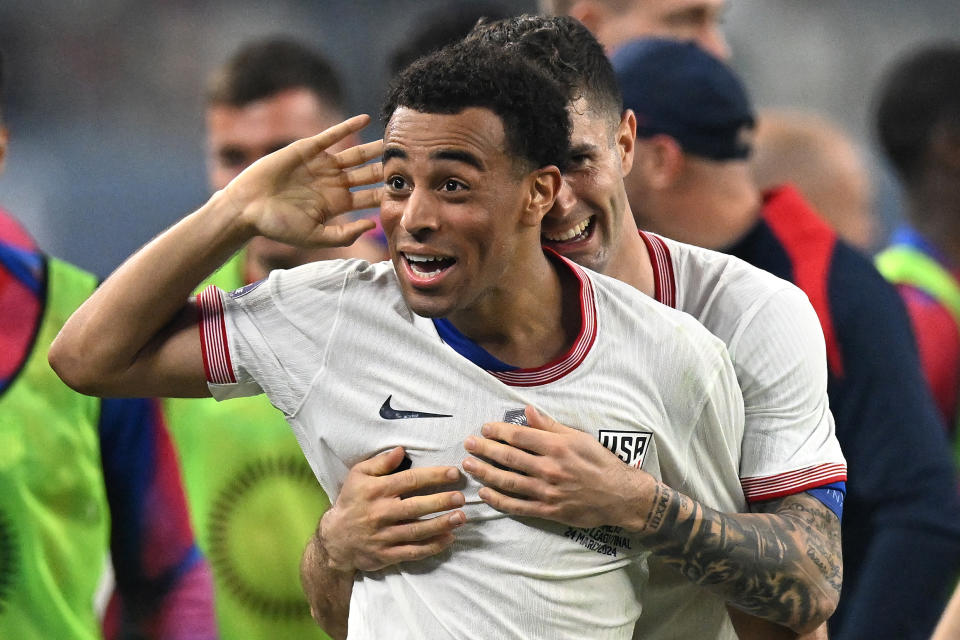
[381,39,570,170]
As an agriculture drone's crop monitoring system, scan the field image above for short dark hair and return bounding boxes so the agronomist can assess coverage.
[875,43,960,187]
[388,1,514,76]
[465,15,622,123]
[206,37,345,112]
[381,39,571,171]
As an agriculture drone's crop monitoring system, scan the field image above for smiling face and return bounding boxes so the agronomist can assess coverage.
[380,106,550,319]
[541,100,636,276]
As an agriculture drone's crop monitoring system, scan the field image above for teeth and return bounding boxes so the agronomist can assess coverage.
[404,253,446,263]
[543,218,591,242]
[403,252,452,276]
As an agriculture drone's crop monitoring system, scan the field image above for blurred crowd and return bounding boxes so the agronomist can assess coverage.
[3,1,960,639]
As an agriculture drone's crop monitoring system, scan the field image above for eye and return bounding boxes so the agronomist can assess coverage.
[218,149,247,169]
[387,175,408,190]
[441,179,467,192]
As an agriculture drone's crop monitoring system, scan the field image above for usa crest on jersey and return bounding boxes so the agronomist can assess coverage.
[599,430,652,468]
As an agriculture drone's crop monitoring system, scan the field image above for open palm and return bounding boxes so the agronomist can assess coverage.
[226,114,384,248]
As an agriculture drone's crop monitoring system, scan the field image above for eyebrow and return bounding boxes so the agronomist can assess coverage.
[382,146,485,171]
[431,149,484,171]
[383,147,407,163]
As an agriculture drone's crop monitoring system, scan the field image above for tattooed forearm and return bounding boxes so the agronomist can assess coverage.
[635,484,841,633]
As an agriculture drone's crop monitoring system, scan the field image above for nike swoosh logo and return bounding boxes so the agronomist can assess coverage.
[379,395,452,420]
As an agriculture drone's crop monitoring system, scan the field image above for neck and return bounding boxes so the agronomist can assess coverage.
[670,161,761,250]
[446,249,579,369]
[605,205,656,298]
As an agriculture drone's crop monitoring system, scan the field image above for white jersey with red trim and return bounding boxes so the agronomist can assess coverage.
[199,256,745,640]
[634,232,847,640]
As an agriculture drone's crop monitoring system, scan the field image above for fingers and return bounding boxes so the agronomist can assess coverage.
[350,186,383,211]
[307,218,376,247]
[524,405,566,433]
[335,139,384,169]
[475,421,550,457]
[343,162,383,188]
[386,493,466,533]
[389,465,462,496]
[476,487,539,518]
[461,453,541,497]
[371,532,458,567]
[301,114,373,156]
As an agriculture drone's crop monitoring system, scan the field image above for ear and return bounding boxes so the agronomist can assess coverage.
[521,165,563,227]
[637,134,685,189]
[568,0,606,34]
[618,110,637,177]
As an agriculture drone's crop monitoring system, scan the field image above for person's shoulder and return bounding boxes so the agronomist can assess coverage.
[586,262,727,353]
[256,258,397,294]
[661,234,797,303]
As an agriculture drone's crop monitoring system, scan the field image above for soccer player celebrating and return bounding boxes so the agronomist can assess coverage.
[49,39,763,638]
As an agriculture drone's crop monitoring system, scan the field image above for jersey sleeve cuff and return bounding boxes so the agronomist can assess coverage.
[197,285,237,385]
[741,462,847,503]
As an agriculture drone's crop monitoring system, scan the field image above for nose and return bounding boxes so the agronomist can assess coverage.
[400,187,439,239]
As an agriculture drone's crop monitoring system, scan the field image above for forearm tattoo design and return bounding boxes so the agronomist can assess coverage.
[638,485,842,629]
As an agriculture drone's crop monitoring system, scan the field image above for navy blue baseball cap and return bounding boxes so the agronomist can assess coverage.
[611,37,756,161]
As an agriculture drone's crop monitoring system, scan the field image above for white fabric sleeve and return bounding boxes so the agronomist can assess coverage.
[197,260,356,415]
[730,286,847,502]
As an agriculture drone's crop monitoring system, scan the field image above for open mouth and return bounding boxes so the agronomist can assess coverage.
[402,252,457,280]
[542,216,594,245]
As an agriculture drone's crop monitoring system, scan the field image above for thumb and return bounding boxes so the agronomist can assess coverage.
[306,217,377,247]
[356,446,407,477]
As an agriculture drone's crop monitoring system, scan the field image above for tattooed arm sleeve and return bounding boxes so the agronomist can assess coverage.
[633,481,841,634]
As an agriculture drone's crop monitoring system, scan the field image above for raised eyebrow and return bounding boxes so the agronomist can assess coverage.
[383,147,407,163]
[431,149,484,171]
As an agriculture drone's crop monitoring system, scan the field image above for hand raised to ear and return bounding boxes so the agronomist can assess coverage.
[225,114,384,248]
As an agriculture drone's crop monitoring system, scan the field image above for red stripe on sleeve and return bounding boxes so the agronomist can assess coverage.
[196,286,237,384]
[741,462,848,503]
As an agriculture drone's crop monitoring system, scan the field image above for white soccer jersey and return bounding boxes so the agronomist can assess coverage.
[199,256,746,640]
[633,232,847,640]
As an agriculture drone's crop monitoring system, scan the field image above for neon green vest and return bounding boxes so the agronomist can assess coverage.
[0,258,109,639]
[163,251,332,640]
[876,244,960,443]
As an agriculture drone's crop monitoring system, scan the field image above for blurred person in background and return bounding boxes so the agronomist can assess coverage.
[539,0,730,59]
[386,0,514,75]
[162,37,383,640]
[614,38,960,640]
[0,49,216,640]
[874,44,960,447]
[751,109,877,253]
[303,16,846,640]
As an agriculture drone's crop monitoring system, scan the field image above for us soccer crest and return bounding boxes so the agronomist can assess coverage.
[599,430,652,468]
[502,408,528,425]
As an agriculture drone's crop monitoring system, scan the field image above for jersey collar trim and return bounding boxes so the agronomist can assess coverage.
[486,249,598,387]
[639,230,676,308]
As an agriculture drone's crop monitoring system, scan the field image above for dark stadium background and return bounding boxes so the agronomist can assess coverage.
[0,0,957,277]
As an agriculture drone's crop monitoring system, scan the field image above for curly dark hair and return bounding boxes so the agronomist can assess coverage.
[875,42,960,188]
[206,37,345,112]
[465,15,623,123]
[381,39,570,170]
